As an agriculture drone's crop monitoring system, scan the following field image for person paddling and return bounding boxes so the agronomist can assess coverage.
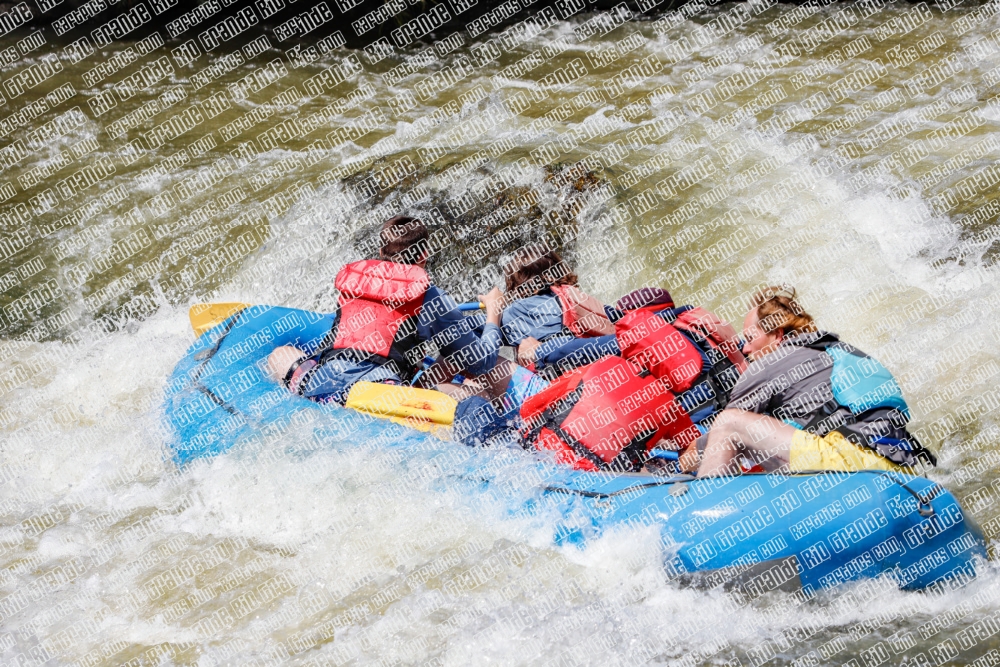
[692,286,936,476]
[266,215,504,405]
[405,245,601,438]
[513,280,749,473]
[500,245,618,379]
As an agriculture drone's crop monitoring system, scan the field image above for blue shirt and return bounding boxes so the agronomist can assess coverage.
[537,335,621,376]
[301,285,500,402]
[498,293,570,367]
[500,292,627,374]
[500,294,565,344]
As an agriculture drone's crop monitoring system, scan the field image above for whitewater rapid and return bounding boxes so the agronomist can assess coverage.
[3,0,1000,663]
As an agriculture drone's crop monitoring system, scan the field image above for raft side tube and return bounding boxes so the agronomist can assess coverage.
[543,471,987,593]
[166,306,336,464]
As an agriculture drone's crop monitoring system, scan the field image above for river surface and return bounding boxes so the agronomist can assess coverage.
[3,0,1000,664]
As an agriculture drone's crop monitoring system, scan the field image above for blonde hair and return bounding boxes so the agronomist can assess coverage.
[749,285,817,337]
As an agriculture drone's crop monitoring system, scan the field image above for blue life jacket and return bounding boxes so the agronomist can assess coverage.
[819,342,910,417]
[797,333,933,468]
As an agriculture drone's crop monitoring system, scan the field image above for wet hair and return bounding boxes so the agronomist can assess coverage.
[380,215,429,264]
[503,245,578,297]
[749,285,817,338]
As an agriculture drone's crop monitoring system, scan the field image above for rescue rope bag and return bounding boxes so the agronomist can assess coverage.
[325,260,430,380]
[519,356,697,472]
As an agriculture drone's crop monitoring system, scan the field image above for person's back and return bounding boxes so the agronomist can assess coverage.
[266,216,502,405]
[501,293,565,345]
[499,246,616,378]
[729,327,926,467]
[320,258,430,380]
[514,285,745,473]
[518,354,699,472]
[614,287,747,426]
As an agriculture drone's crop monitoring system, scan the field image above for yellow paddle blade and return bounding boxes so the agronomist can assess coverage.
[189,302,250,336]
[345,381,456,426]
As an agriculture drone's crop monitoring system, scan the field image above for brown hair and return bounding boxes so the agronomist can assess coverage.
[749,285,817,338]
[380,215,429,264]
[503,245,578,297]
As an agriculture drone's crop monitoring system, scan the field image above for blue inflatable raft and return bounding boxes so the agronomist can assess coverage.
[164,304,988,593]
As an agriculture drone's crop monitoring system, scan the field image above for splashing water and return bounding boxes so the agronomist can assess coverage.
[3,2,1000,664]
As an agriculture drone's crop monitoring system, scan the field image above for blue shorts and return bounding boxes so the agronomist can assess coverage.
[289,356,402,405]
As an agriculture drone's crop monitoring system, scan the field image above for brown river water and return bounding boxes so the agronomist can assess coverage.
[2,0,1000,664]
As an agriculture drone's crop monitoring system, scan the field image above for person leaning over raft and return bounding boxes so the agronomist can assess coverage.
[611,287,747,470]
[499,245,618,378]
[512,285,746,473]
[690,286,936,477]
[266,215,505,406]
[613,287,747,426]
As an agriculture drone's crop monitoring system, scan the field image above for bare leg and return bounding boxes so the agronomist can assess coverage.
[267,346,306,384]
[697,410,798,477]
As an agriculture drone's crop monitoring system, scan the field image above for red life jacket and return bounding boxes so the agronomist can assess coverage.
[519,356,697,472]
[615,309,705,393]
[617,306,749,424]
[550,284,616,338]
[674,307,748,373]
[329,260,429,378]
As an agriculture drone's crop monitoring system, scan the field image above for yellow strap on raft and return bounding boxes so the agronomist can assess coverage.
[189,302,250,336]
[345,381,456,430]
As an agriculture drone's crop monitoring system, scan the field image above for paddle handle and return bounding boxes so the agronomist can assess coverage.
[458,302,485,312]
